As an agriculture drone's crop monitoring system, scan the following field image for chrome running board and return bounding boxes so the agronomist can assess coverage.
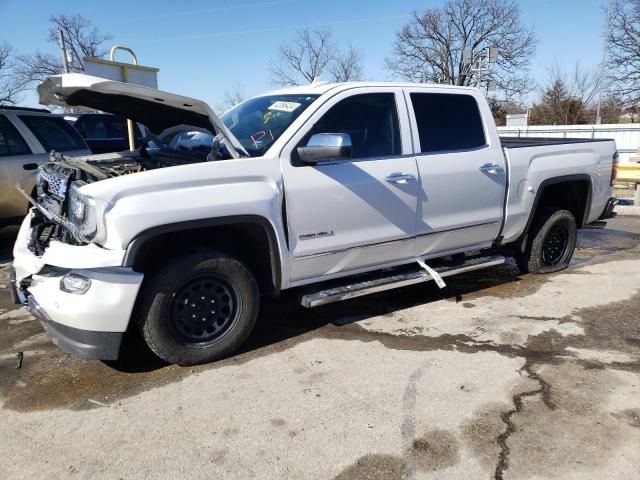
[300,254,506,308]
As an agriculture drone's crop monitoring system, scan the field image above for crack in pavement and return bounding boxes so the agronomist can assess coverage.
[400,361,430,480]
[494,362,556,480]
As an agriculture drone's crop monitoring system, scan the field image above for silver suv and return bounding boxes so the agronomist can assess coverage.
[0,106,90,226]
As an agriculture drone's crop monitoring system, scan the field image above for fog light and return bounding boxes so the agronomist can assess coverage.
[60,273,91,295]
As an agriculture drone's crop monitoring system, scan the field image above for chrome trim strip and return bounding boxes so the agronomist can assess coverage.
[27,295,53,322]
[294,237,407,260]
[294,221,499,261]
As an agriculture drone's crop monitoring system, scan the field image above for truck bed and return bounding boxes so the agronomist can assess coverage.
[500,136,613,148]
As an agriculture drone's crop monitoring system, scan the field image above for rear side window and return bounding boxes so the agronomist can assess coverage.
[309,93,401,159]
[74,115,108,139]
[410,93,486,153]
[0,115,31,156]
[75,115,141,142]
[19,115,86,152]
[108,116,141,139]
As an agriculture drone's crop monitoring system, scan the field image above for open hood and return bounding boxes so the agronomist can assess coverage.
[38,73,247,158]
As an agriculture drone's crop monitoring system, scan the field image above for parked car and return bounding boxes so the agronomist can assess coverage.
[65,113,144,154]
[11,73,618,365]
[0,106,90,227]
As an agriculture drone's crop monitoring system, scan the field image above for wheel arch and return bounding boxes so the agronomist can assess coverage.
[520,174,592,241]
[123,215,282,297]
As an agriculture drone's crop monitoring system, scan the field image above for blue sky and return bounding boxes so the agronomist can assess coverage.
[0,0,607,108]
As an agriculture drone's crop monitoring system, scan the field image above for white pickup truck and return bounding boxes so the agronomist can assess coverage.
[10,74,618,365]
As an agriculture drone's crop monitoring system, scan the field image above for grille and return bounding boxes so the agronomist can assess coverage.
[40,169,68,200]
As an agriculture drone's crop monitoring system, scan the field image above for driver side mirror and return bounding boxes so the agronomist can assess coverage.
[297,133,352,164]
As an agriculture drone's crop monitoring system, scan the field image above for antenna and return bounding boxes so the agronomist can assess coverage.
[463,48,473,66]
[464,46,500,95]
[489,47,500,64]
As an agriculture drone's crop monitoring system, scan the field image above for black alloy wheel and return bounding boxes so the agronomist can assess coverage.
[169,275,240,347]
[136,252,260,366]
[541,224,570,266]
[515,207,577,274]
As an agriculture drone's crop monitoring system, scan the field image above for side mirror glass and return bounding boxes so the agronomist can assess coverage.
[297,133,352,163]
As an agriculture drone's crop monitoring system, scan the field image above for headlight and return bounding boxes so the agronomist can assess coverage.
[68,182,111,244]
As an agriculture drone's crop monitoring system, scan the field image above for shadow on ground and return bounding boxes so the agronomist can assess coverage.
[0,226,18,265]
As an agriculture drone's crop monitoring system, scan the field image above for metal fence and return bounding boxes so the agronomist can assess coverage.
[497,124,640,163]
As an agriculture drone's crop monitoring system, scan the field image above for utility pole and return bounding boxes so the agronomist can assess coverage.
[58,28,70,74]
[595,0,613,124]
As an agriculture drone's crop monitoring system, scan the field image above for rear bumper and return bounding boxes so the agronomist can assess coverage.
[599,197,618,220]
[28,296,123,360]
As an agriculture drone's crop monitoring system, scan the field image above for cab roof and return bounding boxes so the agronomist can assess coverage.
[263,81,480,97]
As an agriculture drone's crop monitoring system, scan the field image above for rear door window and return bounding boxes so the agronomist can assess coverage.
[0,115,31,156]
[410,93,486,153]
[19,115,86,152]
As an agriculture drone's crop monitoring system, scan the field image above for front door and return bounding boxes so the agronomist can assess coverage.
[282,89,419,283]
[405,89,507,257]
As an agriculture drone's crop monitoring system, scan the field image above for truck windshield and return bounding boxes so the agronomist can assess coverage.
[221,94,319,157]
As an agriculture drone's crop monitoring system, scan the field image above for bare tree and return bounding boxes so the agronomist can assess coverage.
[596,95,624,123]
[555,62,601,107]
[0,43,31,105]
[269,28,364,86]
[529,63,601,125]
[385,0,536,98]
[17,14,112,83]
[487,97,527,126]
[606,0,639,107]
[328,45,364,83]
[216,82,246,113]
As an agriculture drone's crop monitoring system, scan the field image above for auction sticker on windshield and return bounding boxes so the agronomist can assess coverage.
[268,101,301,112]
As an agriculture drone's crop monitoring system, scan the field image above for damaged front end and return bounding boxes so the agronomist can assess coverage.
[22,72,249,257]
[19,152,114,254]
[21,142,220,254]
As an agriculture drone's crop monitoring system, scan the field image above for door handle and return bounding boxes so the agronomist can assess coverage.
[385,172,415,184]
[479,163,503,174]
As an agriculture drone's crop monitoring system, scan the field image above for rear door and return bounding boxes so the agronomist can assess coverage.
[281,88,419,283]
[16,114,88,155]
[0,114,36,218]
[6,113,89,216]
[405,89,507,256]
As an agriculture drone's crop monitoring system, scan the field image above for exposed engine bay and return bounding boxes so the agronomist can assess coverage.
[24,130,229,254]
[43,146,218,184]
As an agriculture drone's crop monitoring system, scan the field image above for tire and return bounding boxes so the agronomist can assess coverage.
[516,208,577,274]
[135,252,260,366]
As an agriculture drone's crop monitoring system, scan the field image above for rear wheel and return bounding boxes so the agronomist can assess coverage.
[516,208,577,274]
[136,252,259,366]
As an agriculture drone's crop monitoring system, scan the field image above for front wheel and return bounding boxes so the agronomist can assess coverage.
[136,252,260,366]
[516,208,577,274]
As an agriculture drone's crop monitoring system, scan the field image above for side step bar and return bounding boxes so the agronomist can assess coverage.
[301,254,506,308]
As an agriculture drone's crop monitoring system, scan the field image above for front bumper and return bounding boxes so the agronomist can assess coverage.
[9,267,21,305]
[11,211,143,360]
[27,296,123,360]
